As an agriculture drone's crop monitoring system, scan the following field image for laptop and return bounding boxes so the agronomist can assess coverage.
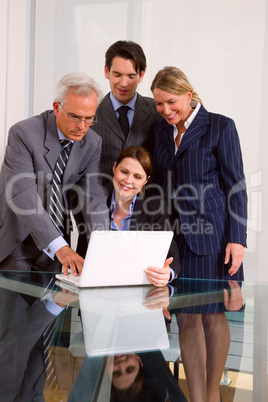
[56,230,174,288]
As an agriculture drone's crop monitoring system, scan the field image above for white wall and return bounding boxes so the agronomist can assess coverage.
[0,0,8,164]
[2,0,268,281]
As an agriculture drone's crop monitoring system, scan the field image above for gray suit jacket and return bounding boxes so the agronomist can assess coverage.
[92,93,160,193]
[0,110,108,262]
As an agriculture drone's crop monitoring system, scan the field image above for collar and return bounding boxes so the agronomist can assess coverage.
[110,191,137,214]
[109,92,137,112]
[57,128,74,143]
[173,101,201,150]
[184,101,201,130]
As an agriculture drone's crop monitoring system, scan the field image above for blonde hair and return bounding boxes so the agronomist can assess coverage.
[151,66,202,105]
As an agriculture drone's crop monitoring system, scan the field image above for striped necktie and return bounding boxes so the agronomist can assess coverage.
[49,140,72,236]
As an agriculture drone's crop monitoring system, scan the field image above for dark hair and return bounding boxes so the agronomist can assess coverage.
[115,146,152,178]
[105,41,147,75]
[111,364,145,400]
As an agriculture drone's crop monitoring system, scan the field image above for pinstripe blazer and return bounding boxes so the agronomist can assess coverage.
[92,93,160,193]
[152,104,247,256]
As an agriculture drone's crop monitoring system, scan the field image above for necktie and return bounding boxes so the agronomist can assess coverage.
[117,106,130,139]
[49,140,72,236]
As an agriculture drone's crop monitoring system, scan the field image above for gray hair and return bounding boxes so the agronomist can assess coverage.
[54,72,103,105]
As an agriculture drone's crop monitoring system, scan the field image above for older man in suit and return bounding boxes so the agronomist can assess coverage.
[0,72,109,274]
[92,40,160,193]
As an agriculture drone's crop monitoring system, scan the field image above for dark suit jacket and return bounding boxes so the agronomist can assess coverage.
[152,105,247,256]
[0,110,108,262]
[0,289,58,402]
[92,93,160,193]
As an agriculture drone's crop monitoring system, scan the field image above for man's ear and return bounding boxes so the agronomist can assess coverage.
[53,101,60,116]
[104,65,110,79]
[138,70,145,83]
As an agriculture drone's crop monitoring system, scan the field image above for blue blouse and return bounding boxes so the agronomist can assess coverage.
[110,192,137,231]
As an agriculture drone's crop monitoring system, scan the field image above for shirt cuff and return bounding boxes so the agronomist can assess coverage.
[41,293,65,316]
[168,268,176,283]
[43,237,68,259]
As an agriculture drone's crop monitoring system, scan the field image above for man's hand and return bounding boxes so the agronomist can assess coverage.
[225,243,244,276]
[56,245,84,276]
[53,288,79,307]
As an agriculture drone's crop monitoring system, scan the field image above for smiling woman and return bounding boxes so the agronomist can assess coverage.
[106,145,181,287]
[151,66,247,402]
[151,66,247,279]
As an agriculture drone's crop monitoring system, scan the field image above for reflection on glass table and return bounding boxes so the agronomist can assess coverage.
[0,270,267,401]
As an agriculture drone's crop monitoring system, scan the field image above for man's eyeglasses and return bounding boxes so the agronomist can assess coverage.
[58,102,98,126]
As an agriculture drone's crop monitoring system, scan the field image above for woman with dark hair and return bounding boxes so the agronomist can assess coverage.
[110,145,180,287]
[107,352,187,402]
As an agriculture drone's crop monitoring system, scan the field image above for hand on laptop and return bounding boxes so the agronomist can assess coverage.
[145,257,173,287]
[56,245,84,276]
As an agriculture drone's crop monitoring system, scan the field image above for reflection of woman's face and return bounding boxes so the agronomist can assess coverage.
[152,87,192,128]
[113,157,148,200]
[107,354,142,390]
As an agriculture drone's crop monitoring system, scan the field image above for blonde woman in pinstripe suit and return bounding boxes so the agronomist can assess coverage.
[151,67,247,402]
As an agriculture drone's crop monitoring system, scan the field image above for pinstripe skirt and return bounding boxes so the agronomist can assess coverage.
[176,234,244,281]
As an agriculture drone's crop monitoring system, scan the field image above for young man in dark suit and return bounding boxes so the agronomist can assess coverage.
[92,40,160,194]
[76,41,161,257]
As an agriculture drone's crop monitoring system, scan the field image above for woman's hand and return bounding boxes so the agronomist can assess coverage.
[145,257,173,287]
[143,286,171,320]
[225,243,244,276]
[223,280,243,311]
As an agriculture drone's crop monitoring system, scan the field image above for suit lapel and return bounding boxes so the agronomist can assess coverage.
[176,105,209,157]
[63,138,86,183]
[128,94,150,137]
[43,112,86,184]
[97,95,125,141]
[165,123,176,157]
[44,113,61,171]
[158,120,176,160]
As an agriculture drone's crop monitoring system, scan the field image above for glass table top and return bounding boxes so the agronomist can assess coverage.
[0,270,267,401]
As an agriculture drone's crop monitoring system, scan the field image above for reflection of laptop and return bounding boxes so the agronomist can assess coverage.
[56,230,174,288]
[78,286,169,356]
